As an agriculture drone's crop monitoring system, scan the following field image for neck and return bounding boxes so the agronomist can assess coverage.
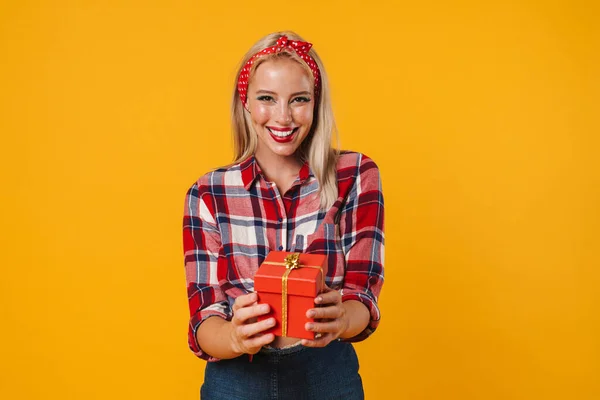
[254,149,303,183]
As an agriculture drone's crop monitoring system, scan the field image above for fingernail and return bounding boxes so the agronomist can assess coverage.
[261,305,269,312]
[316,297,322,303]
[268,318,275,326]
[307,310,315,318]
[305,323,313,330]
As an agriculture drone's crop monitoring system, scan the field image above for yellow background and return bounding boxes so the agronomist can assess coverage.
[1,0,598,399]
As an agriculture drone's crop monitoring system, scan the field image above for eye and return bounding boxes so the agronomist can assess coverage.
[292,96,311,103]
[257,95,275,102]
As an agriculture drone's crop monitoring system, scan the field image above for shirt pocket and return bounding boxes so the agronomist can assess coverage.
[303,222,345,288]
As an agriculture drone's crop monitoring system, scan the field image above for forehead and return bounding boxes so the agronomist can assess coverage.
[250,58,312,91]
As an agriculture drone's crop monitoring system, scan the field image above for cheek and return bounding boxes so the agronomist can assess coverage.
[250,104,271,125]
[294,107,314,125]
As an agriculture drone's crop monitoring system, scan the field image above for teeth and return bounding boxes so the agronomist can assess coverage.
[268,128,295,137]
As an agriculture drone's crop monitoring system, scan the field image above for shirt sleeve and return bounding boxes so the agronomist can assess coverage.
[339,154,385,342]
[183,179,231,362]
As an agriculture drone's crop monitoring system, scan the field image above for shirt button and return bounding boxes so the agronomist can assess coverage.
[278,246,283,251]
[277,218,282,222]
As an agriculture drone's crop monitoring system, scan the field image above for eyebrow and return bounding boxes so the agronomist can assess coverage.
[255,90,312,96]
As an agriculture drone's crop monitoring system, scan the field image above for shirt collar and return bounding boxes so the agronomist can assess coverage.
[240,154,313,191]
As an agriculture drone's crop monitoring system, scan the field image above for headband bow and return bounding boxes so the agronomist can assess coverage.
[275,36,312,54]
[237,35,321,106]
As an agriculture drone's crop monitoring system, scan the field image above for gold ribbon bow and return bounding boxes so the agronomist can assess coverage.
[284,253,300,269]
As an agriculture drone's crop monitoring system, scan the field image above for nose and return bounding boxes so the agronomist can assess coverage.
[275,102,292,125]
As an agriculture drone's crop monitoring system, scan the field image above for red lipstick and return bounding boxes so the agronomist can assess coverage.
[267,127,297,143]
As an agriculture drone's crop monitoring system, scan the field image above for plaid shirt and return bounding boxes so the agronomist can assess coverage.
[182,151,385,361]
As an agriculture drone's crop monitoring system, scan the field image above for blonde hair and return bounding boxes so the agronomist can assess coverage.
[231,31,339,210]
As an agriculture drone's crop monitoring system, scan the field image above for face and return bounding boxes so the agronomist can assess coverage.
[246,58,315,160]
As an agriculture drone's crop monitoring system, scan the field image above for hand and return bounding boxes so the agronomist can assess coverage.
[301,287,349,348]
[229,292,276,355]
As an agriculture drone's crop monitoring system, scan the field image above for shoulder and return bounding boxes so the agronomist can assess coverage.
[334,150,382,198]
[184,162,244,221]
[336,150,381,176]
[186,161,245,201]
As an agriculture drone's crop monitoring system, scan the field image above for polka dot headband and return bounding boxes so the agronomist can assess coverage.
[237,35,321,106]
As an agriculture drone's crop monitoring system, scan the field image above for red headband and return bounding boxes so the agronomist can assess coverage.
[237,35,321,106]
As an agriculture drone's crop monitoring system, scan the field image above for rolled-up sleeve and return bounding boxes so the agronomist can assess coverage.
[339,154,385,342]
[183,179,231,361]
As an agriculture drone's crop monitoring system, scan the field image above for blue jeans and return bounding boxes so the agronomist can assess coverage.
[200,340,364,399]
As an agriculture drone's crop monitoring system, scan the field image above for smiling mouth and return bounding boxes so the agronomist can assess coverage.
[267,127,298,138]
[267,127,298,143]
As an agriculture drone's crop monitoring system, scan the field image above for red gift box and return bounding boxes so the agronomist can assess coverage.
[254,252,326,340]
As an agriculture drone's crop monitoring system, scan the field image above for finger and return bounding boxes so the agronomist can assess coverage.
[232,292,258,312]
[306,305,342,320]
[314,290,341,305]
[305,320,343,334]
[239,317,276,338]
[301,333,333,348]
[244,333,276,354]
[232,302,271,325]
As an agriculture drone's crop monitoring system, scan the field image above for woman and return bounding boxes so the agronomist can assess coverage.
[183,31,385,399]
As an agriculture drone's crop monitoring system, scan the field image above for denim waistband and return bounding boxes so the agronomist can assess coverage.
[259,342,305,356]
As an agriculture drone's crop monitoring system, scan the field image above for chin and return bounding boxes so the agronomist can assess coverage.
[270,146,299,157]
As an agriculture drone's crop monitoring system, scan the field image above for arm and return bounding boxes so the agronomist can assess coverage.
[183,180,231,361]
[339,300,371,339]
[195,316,240,359]
[338,153,385,341]
[183,179,275,361]
[302,154,385,346]
[301,292,370,347]
[196,293,275,359]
